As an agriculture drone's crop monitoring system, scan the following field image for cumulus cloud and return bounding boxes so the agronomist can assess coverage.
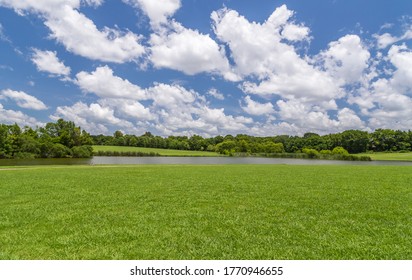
[51,101,134,134]
[123,0,238,80]
[45,6,145,63]
[63,65,253,136]
[241,96,274,116]
[318,35,370,85]
[124,0,181,28]
[75,66,147,100]
[31,49,71,77]
[0,0,145,63]
[281,23,310,42]
[213,5,341,102]
[275,98,365,134]
[0,103,44,127]
[212,5,310,78]
[386,44,412,92]
[149,21,237,80]
[135,93,252,136]
[375,24,412,49]
[0,89,47,110]
[346,43,412,130]
[99,98,154,121]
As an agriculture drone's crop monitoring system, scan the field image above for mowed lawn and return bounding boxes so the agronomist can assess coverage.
[0,165,411,260]
[357,152,412,161]
[92,145,222,157]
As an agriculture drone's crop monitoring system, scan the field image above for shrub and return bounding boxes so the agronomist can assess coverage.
[72,145,93,158]
[13,152,36,159]
[332,146,349,155]
[302,148,320,159]
[320,150,332,155]
[50,143,72,158]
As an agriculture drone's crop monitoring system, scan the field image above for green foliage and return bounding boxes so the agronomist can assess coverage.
[12,152,37,159]
[332,146,349,155]
[215,140,237,155]
[2,119,412,159]
[302,148,320,158]
[72,145,93,158]
[320,149,332,155]
[50,143,72,158]
[263,142,285,153]
[0,119,93,159]
[338,130,369,153]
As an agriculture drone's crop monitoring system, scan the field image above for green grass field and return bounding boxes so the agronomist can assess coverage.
[1,165,411,260]
[92,145,222,157]
[357,152,412,161]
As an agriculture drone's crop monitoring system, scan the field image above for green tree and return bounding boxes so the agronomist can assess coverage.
[339,130,369,153]
[263,142,285,153]
[216,140,237,155]
[72,145,93,158]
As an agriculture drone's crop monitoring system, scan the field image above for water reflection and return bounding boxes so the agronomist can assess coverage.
[1,156,412,166]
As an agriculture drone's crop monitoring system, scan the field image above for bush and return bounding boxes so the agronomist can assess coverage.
[332,146,349,155]
[302,148,320,159]
[13,152,36,159]
[320,150,332,155]
[72,145,93,158]
[50,143,72,158]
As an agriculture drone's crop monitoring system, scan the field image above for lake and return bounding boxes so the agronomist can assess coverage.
[1,156,412,166]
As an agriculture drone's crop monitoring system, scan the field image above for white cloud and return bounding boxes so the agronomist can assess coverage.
[150,21,237,80]
[242,69,340,103]
[375,24,412,49]
[386,44,412,93]
[0,0,79,14]
[45,6,145,63]
[0,0,145,63]
[0,89,47,110]
[241,96,274,116]
[213,5,341,102]
[0,103,44,127]
[319,35,370,85]
[281,23,310,42]
[148,83,196,108]
[31,49,71,77]
[275,99,365,134]
[336,108,365,130]
[69,65,253,136]
[99,98,154,121]
[207,88,225,100]
[83,0,104,7]
[75,66,147,99]
[124,0,181,28]
[346,43,412,130]
[212,5,310,78]
[51,101,134,134]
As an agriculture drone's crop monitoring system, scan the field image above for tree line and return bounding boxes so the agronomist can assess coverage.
[2,119,412,159]
[0,119,93,159]
[93,128,412,155]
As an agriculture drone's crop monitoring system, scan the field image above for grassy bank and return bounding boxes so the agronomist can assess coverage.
[1,165,411,259]
[357,152,412,161]
[92,145,222,157]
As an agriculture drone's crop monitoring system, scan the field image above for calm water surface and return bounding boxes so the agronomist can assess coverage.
[1,156,412,166]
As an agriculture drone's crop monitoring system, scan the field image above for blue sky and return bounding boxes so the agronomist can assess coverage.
[1,0,412,136]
